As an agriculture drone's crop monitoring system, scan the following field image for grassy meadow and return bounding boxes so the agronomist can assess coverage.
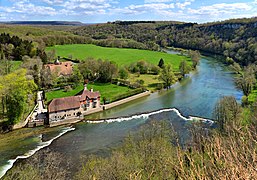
[46,83,137,104]
[46,44,191,71]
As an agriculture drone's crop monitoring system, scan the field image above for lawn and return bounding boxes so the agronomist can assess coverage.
[46,44,191,71]
[46,85,84,103]
[128,74,161,91]
[46,83,137,104]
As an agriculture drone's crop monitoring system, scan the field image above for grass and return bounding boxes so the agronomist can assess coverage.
[127,74,161,91]
[46,44,191,71]
[46,83,137,104]
[46,85,84,103]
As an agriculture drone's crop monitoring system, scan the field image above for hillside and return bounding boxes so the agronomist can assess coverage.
[70,18,257,65]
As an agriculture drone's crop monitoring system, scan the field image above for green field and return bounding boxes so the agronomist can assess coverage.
[46,83,137,104]
[46,44,191,71]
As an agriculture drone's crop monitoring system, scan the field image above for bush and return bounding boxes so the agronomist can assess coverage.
[241,95,248,106]
[119,68,129,79]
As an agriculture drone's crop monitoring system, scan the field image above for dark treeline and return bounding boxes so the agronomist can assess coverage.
[111,20,157,25]
[0,33,34,60]
[71,17,257,65]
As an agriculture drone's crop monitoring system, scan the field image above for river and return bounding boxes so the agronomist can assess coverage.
[0,55,243,178]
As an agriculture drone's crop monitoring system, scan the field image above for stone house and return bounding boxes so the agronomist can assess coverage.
[48,86,100,122]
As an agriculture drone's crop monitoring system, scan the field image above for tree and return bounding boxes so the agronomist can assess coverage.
[229,62,242,74]
[179,60,191,77]
[99,60,118,82]
[78,58,100,81]
[119,68,129,79]
[159,64,177,89]
[37,48,48,64]
[213,96,241,131]
[41,67,55,88]
[0,57,12,75]
[47,49,56,62]
[70,65,83,86]
[22,56,43,86]
[137,60,149,74]
[0,69,37,124]
[150,65,160,75]
[225,57,234,65]
[235,66,256,97]
[158,58,164,68]
[189,51,200,69]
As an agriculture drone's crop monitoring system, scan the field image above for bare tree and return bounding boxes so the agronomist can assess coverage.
[213,96,241,131]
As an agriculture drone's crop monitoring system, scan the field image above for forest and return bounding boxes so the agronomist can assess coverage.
[71,17,257,65]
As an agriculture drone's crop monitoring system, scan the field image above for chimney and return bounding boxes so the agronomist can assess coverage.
[84,84,87,90]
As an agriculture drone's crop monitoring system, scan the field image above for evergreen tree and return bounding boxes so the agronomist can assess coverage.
[158,58,164,68]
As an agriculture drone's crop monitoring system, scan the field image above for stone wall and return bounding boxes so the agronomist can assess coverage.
[103,91,151,110]
[49,108,81,122]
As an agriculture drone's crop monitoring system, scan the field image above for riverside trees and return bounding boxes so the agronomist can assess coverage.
[159,64,177,89]
[213,96,241,131]
[179,60,191,77]
[235,65,256,98]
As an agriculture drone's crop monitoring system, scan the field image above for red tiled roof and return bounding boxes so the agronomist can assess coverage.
[48,96,80,113]
[80,89,100,100]
[45,61,73,76]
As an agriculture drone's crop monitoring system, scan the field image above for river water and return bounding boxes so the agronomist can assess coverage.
[0,55,243,178]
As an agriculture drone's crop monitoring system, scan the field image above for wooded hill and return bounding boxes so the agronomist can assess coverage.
[71,17,257,65]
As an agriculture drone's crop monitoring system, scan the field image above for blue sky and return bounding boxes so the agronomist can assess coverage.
[0,0,257,23]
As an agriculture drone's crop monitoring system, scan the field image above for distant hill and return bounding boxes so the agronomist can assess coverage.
[0,21,85,26]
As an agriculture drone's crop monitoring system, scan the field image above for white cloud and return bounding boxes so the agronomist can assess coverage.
[188,3,252,16]
[0,1,57,16]
[112,3,175,15]
[61,0,114,15]
[0,13,7,20]
[144,0,173,3]
[176,0,194,10]
[41,0,65,5]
